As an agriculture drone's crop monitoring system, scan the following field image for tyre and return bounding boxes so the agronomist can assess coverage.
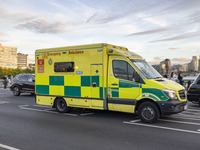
[55,98,69,113]
[13,86,20,96]
[138,102,160,123]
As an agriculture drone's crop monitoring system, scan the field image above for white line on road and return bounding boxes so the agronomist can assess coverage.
[33,105,52,108]
[123,121,200,135]
[186,109,200,112]
[174,113,200,119]
[168,116,200,121]
[159,119,200,126]
[18,105,77,116]
[0,101,10,104]
[130,119,140,123]
[0,143,20,150]
[80,113,94,116]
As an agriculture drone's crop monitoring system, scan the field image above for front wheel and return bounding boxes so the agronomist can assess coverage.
[55,98,69,113]
[138,102,160,123]
[13,86,20,96]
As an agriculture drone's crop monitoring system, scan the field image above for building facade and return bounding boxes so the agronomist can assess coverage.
[17,53,28,69]
[188,56,199,71]
[0,43,17,68]
[164,59,171,74]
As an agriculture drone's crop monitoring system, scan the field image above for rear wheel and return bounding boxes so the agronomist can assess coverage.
[138,102,160,123]
[13,86,20,96]
[55,98,69,113]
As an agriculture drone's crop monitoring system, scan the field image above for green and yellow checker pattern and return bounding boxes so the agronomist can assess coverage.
[109,79,168,101]
[36,75,106,99]
[110,79,141,98]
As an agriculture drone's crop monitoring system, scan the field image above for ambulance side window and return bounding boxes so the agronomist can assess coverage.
[112,60,127,80]
[54,62,74,72]
[113,60,137,81]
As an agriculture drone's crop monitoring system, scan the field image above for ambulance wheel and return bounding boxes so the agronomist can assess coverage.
[55,98,69,113]
[138,102,160,123]
[13,86,20,96]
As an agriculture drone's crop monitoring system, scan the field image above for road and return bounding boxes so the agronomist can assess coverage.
[0,88,200,150]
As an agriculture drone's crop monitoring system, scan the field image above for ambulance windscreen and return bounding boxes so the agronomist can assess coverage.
[131,59,162,79]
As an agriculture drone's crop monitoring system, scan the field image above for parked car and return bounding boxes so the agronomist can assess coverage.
[187,74,200,105]
[10,74,35,96]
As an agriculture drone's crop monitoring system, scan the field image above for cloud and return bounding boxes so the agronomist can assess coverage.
[127,27,172,36]
[0,32,7,36]
[169,47,179,50]
[171,57,191,65]
[151,32,200,42]
[154,56,162,60]
[16,18,66,34]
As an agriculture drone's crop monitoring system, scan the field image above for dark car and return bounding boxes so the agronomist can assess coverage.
[187,74,200,105]
[10,74,35,96]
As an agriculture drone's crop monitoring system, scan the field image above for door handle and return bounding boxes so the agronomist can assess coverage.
[92,82,97,87]
[112,83,118,86]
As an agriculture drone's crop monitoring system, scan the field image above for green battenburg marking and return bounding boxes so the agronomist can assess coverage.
[119,79,139,88]
[92,76,99,87]
[111,88,119,97]
[65,86,81,97]
[100,87,103,99]
[142,88,168,101]
[142,94,159,101]
[81,76,91,86]
[50,76,64,86]
[99,87,107,99]
[36,85,49,95]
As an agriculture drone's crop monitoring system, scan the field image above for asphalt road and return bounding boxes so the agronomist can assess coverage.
[0,88,200,150]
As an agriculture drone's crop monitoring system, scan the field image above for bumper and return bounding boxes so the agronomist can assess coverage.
[157,101,187,115]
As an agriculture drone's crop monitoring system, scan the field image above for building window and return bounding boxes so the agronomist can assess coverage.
[54,62,74,72]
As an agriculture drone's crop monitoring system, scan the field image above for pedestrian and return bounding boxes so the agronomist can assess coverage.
[163,72,168,78]
[169,72,176,81]
[178,73,183,85]
[2,75,8,89]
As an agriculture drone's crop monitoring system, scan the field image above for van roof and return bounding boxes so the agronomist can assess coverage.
[35,43,128,53]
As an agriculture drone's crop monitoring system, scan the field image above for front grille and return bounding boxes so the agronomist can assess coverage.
[178,90,186,99]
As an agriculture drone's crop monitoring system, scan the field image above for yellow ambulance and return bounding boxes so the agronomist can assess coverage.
[35,43,187,123]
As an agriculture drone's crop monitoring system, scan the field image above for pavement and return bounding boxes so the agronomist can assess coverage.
[0,88,200,150]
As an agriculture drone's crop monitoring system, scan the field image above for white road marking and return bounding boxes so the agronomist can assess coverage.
[197,129,200,132]
[186,109,200,112]
[130,119,140,123]
[80,113,94,116]
[0,101,10,104]
[173,113,200,119]
[123,121,200,135]
[160,119,200,126]
[168,116,200,121]
[19,105,77,116]
[0,143,20,150]
[33,105,52,108]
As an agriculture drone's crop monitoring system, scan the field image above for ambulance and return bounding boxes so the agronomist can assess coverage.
[35,43,187,123]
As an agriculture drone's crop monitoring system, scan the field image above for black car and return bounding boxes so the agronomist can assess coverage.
[10,74,35,96]
[187,74,200,105]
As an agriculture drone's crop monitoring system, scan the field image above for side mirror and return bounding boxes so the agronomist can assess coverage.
[32,79,35,82]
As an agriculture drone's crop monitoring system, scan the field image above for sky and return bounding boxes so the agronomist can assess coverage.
[0,0,200,65]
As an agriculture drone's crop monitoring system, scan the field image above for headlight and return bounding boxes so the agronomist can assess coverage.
[162,89,178,100]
